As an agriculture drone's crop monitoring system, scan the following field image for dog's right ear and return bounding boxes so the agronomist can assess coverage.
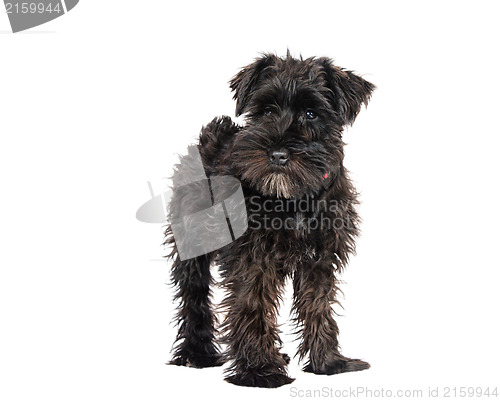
[229,54,277,116]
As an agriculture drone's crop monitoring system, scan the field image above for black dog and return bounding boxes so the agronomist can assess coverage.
[165,52,375,388]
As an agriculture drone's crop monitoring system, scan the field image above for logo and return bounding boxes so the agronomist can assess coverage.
[136,146,248,261]
[3,0,78,33]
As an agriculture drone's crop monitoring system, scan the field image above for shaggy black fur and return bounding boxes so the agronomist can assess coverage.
[165,52,375,388]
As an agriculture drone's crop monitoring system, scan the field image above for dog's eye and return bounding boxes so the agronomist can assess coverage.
[305,110,317,120]
[263,107,273,116]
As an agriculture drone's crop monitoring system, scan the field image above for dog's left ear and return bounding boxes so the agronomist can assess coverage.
[229,54,277,116]
[318,58,375,125]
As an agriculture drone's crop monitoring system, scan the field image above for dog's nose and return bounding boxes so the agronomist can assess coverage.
[269,149,289,166]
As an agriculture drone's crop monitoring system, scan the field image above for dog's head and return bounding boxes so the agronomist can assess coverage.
[229,52,375,199]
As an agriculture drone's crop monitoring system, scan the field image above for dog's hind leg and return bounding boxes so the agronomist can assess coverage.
[164,130,227,368]
[292,261,370,375]
[167,249,222,368]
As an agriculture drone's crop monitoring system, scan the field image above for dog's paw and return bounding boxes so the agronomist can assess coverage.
[169,352,224,368]
[303,358,370,375]
[225,370,295,388]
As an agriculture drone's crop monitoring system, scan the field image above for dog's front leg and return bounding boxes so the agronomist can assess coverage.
[292,261,370,375]
[221,266,294,387]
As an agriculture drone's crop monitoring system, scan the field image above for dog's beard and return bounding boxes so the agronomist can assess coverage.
[262,172,294,199]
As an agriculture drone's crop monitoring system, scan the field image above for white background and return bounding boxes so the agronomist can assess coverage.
[1,1,499,400]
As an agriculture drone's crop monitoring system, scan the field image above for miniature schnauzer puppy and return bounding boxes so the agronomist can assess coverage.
[165,52,375,388]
